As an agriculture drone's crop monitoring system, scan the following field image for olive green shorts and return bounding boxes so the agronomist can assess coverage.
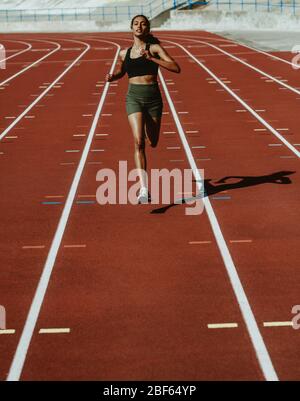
[126,83,163,118]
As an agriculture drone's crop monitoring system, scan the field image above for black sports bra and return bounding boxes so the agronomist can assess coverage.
[123,43,159,79]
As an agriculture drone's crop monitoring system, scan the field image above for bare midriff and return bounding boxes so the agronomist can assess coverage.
[129,75,158,85]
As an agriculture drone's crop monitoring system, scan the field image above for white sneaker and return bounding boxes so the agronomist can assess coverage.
[137,187,151,204]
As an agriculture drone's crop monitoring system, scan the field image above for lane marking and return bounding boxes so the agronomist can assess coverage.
[39,328,70,334]
[22,246,45,249]
[263,322,293,327]
[0,330,16,335]
[41,202,63,205]
[230,240,253,243]
[189,241,212,244]
[63,245,86,248]
[208,323,238,329]
[163,34,300,95]
[212,196,231,200]
[165,40,300,159]
[0,40,61,87]
[1,39,91,142]
[159,66,278,381]
[0,40,31,64]
[6,40,120,382]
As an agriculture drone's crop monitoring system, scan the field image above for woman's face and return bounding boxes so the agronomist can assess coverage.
[131,17,149,38]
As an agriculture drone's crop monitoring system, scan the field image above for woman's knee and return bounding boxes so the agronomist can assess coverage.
[134,138,145,152]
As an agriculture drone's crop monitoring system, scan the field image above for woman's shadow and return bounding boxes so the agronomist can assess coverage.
[150,170,295,214]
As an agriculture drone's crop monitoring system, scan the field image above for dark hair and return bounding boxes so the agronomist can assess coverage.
[130,14,160,44]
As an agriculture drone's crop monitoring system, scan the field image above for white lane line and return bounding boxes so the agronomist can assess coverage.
[39,328,70,334]
[263,322,293,327]
[6,40,120,382]
[208,323,238,329]
[0,40,31,64]
[0,39,90,142]
[230,240,253,243]
[163,34,300,95]
[159,68,278,381]
[189,241,212,244]
[0,40,61,87]
[0,329,16,335]
[22,246,45,249]
[64,244,86,248]
[165,40,300,159]
[90,149,105,152]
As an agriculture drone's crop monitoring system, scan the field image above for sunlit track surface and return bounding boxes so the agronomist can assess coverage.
[0,32,299,381]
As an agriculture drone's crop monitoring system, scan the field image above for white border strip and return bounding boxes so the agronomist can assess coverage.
[164,40,300,159]
[6,40,120,382]
[159,69,278,381]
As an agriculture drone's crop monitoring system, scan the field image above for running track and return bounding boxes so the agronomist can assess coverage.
[0,30,299,381]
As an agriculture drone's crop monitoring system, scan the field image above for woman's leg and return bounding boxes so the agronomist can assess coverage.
[144,112,161,148]
[128,112,148,188]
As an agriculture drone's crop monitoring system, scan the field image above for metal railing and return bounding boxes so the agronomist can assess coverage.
[210,0,300,14]
[0,0,183,23]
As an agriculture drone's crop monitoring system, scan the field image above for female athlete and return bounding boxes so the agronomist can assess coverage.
[105,15,181,203]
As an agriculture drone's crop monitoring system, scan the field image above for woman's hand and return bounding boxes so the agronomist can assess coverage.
[140,49,152,60]
[105,73,114,82]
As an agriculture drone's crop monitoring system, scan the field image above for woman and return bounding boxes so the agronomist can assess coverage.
[105,14,181,204]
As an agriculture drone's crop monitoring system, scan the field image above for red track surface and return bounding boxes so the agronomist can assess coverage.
[0,30,299,381]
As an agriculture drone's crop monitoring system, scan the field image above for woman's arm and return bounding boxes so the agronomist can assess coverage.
[105,49,127,82]
[141,44,181,74]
